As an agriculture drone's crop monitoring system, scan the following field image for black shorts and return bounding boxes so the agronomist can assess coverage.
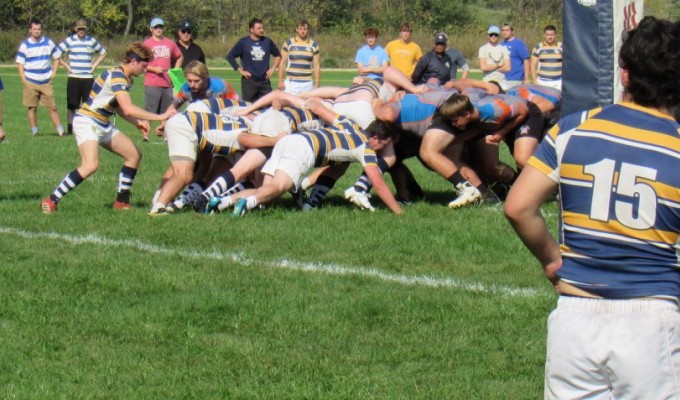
[67,77,94,110]
[512,101,544,141]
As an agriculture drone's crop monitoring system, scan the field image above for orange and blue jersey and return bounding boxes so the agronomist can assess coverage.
[173,78,239,108]
[396,89,458,137]
[529,103,680,299]
[297,115,377,168]
[507,84,561,107]
[474,94,526,130]
[77,66,129,128]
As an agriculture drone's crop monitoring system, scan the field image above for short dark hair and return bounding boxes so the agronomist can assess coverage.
[364,120,395,141]
[400,22,413,32]
[249,18,263,29]
[364,27,380,37]
[29,18,42,28]
[619,16,680,109]
[297,20,310,29]
[544,24,557,33]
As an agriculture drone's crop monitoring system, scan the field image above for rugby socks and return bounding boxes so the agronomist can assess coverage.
[57,125,65,136]
[225,180,254,196]
[115,166,137,203]
[245,195,258,210]
[204,171,236,198]
[446,171,468,186]
[50,169,85,203]
[305,175,337,208]
[353,157,389,193]
[67,124,73,134]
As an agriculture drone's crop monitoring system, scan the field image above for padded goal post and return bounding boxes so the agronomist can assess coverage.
[562,0,644,115]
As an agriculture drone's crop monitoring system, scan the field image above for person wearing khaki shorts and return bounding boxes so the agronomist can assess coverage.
[15,18,64,137]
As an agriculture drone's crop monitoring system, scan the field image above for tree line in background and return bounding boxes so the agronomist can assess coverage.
[2,0,565,37]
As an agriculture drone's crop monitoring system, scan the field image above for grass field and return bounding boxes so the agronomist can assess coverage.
[0,66,559,398]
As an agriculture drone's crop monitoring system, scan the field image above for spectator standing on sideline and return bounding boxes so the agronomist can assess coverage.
[227,18,281,102]
[505,16,680,399]
[500,22,529,88]
[54,18,107,135]
[143,17,183,140]
[176,20,205,68]
[278,20,320,95]
[531,25,563,90]
[411,33,453,86]
[355,27,389,80]
[478,25,510,89]
[445,41,469,80]
[15,18,64,137]
[385,22,422,79]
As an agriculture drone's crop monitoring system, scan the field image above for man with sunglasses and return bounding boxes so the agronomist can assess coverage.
[176,20,205,68]
[143,17,183,140]
[478,25,510,89]
[54,19,107,135]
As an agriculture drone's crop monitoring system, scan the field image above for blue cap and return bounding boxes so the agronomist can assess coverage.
[150,17,165,28]
[488,25,501,35]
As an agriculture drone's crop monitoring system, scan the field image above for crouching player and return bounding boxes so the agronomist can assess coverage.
[149,110,251,215]
[212,99,403,215]
[40,42,175,213]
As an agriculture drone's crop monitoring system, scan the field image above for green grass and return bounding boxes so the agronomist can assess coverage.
[0,66,557,398]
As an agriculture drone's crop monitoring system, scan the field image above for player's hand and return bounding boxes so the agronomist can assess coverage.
[265,68,275,80]
[137,120,150,135]
[160,108,178,120]
[241,70,252,79]
[544,258,562,286]
[486,134,503,144]
[278,81,285,90]
[155,123,165,137]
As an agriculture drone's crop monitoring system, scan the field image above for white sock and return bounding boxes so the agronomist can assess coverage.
[246,195,258,210]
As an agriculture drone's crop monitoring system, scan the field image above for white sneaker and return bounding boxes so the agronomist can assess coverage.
[344,187,375,211]
[448,182,482,209]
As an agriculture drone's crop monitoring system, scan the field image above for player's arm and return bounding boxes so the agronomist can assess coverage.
[51,57,60,80]
[298,86,347,99]
[91,51,107,73]
[304,98,340,125]
[478,57,497,72]
[267,56,282,80]
[313,52,321,88]
[522,58,530,84]
[530,55,539,82]
[277,50,289,89]
[115,91,176,122]
[504,165,561,284]
[487,102,528,143]
[363,163,402,214]
[238,132,285,148]
[499,53,511,73]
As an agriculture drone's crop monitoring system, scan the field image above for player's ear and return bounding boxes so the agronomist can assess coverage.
[620,67,630,89]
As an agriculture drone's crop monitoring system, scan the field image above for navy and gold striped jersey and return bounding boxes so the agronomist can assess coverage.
[340,78,384,100]
[529,102,680,299]
[297,115,378,168]
[76,67,129,127]
[184,111,250,156]
[199,98,251,114]
[280,105,319,132]
[281,36,319,82]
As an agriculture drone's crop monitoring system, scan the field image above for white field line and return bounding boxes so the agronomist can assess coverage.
[0,226,545,298]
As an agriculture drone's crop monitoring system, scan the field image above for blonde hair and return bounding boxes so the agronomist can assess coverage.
[183,60,210,80]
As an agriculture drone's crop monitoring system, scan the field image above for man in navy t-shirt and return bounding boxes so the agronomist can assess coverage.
[226,18,282,102]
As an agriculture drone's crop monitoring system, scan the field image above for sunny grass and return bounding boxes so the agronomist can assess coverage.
[0,70,556,398]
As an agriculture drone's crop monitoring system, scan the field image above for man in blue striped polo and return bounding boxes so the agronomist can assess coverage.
[54,19,107,135]
[16,18,64,137]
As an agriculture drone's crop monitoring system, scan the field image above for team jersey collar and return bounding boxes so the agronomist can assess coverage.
[619,101,679,122]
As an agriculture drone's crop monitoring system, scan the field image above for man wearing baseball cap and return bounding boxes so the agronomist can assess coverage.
[478,25,511,88]
[410,32,453,86]
[143,17,183,140]
[176,20,205,68]
[54,18,107,135]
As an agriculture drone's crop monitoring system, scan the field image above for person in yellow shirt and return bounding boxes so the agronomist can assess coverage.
[385,22,422,79]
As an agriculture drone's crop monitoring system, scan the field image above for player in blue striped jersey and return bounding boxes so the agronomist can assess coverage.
[54,19,107,134]
[505,17,680,399]
[215,99,403,215]
[40,42,176,214]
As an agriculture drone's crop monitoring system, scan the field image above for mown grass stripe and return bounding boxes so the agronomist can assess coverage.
[1,226,544,298]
